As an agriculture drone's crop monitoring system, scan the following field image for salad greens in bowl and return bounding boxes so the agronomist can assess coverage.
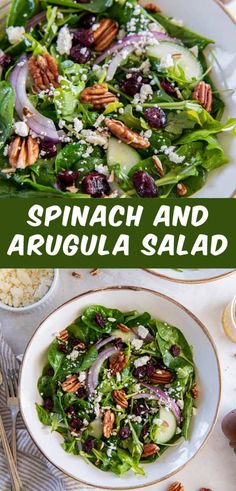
[20,287,221,488]
[36,304,196,476]
[0,0,236,198]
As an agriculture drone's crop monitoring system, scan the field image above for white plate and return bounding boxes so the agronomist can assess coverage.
[154,0,236,197]
[20,286,221,489]
[145,268,236,283]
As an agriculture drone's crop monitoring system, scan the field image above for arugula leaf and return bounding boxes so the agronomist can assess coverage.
[117,448,145,476]
[0,81,15,149]
[181,392,193,439]
[36,403,52,426]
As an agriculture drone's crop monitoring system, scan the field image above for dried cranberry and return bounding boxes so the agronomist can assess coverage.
[122,72,143,96]
[57,343,69,354]
[141,423,150,439]
[43,398,53,411]
[95,312,106,328]
[146,364,155,377]
[133,400,149,416]
[155,358,167,370]
[114,338,124,350]
[67,405,77,416]
[170,344,180,357]
[79,13,96,29]
[83,438,94,453]
[133,365,147,380]
[118,426,131,440]
[76,386,87,398]
[70,417,83,430]
[73,28,94,47]
[160,78,176,96]
[41,141,57,159]
[132,170,159,198]
[144,107,167,129]
[58,170,80,188]
[0,53,12,68]
[82,171,110,198]
[71,338,86,349]
[70,44,91,64]
[47,367,54,377]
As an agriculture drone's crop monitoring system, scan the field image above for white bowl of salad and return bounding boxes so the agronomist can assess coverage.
[20,286,221,488]
[0,0,236,198]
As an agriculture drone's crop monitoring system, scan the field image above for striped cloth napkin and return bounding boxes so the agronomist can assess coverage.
[0,330,98,491]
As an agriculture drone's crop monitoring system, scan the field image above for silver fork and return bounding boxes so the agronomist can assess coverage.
[4,368,20,464]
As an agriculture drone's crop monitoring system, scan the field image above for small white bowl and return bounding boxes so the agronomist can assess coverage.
[0,269,59,313]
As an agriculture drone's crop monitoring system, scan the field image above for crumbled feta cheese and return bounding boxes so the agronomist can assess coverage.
[78,371,86,382]
[94,164,110,177]
[134,356,150,368]
[81,129,108,148]
[140,84,153,102]
[131,338,143,350]
[177,399,184,410]
[67,349,79,361]
[107,317,116,322]
[73,118,83,133]
[56,26,73,55]
[137,325,149,339]
[58,119,65,129]
[160,54,174,69]
[0,269,54,308]
[131,415,142,423]
[160,145,185,164]
[6,26,25,45]
[14,121,29,137]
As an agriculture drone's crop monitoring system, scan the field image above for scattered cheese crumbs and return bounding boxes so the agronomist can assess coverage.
[131,415,142,423]
[67,349,79,361]
[131,338,143,350]
[80,129,108,148]
[0,269,54,308]
[160,54,174,69]
[160,145,185,164]
[6,26,25,45]
[14,121,29,137]
[134,355,150,368]
[73,118,83,133]
[137,325,149,339]
[94,164,110,177]
[177,399,184,410]
[56,26,73,55]
[107,317,116,322]
[78,371,86,382]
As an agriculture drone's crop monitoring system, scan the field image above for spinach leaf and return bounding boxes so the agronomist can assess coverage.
[79,346,98,371]
[82,305,124,334]
[55,143,87,172]
[182,393,193,439]
[67,319,89,343]
[124,312,151,328]
[153,13,213,50]
[48,339,65,377]
[35,403,52,426]
[37,374,57,398]
[7,0,38,27]
[46,0,113,13]
[155,163,199,187]
[156,320,194,369]
[0,81,15,149]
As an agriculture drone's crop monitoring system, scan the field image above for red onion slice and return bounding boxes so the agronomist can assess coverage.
[10,54,61,142]
[26,11,46,31]
[87,346,118,396]
[141,383,182,425]
[95,32,179,65]
[95,335,117,350]
[106,46,134,81]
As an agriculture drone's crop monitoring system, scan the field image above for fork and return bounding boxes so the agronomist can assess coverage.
[4,368,20,464]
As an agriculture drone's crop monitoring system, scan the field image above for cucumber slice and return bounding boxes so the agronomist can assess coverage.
[107,137,141,173]
[88,418,102,439]
[112,328,137,343]
[154,407,177,444]
[146,41,203,81]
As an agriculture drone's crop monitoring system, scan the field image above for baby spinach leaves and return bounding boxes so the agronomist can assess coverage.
[7,0,38,27]
[0,81,15,149]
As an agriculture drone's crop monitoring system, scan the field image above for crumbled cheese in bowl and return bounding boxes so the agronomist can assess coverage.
[0,269,54,308]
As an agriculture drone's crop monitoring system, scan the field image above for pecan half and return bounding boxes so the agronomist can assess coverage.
[61,375,81,393]
[168,483,184,491]
[28,52,60,92]
[110,351,128,375]
[152,155,164,177]
[142,443,159,458]
[103,409,115,438]
[192,383,199,399]
[192,81,212,113]
[8,136,39,169]
[144,3,161,13]
[117,323,130,333]
[113,389,128,408]
[149,369,173,384]
[58,329,68,342]
[200,488,212,491]
[105,119,150,149]
[80,83,117,110]
[176,182,188,196]
[93,18,118,51]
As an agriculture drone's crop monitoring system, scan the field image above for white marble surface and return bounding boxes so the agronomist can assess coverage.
[1,268,236,491]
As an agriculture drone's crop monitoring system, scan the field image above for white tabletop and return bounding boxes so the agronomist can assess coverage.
[1,268,236,491]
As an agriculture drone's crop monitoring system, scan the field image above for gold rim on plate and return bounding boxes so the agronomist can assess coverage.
[144,269,236,284]
[19,285,222,490]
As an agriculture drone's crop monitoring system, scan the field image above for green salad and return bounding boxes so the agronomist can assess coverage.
[0,0,235,198]
[37,305,197,475]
